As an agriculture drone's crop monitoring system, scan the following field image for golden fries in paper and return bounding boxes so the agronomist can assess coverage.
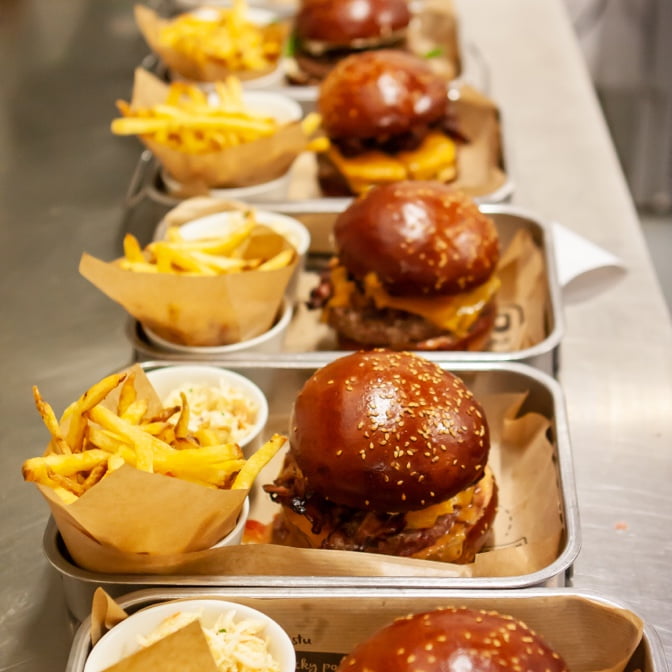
[114,68,320,190]
[135,2,288,83]
[22,365,286,555]
[79,217,297,346]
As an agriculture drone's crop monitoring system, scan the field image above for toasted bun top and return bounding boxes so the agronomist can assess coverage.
[334,182,500,296]
[295,0,411,44]
[318,50,448,140]
[336,607,569,672]
[289,350,490,513]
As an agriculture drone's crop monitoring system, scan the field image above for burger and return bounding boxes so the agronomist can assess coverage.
[315,49,464,196]
[336,607,569,672]
[309,182,501,352]
[264,350,498,564]
[290,0,412,84]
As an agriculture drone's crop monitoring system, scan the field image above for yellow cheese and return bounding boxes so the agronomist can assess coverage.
[363,272,500,336]
[326,264,499,336]
[398,132,457,180]
[405,485,476,530]
[325,131,457,194]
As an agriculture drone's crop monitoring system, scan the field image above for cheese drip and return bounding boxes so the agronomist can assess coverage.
[326,264,500,337]
[325,131,457,194]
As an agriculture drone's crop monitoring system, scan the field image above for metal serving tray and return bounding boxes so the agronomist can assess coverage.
[65,587,668,672]
[44,361,580,623]
[127,203,564,375]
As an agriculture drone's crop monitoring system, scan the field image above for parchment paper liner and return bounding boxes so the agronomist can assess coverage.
[124,68,314,189]
[90,588,645,672]
[135,5,288,84]
[451,84,508,198]
[30,365,249,556]
[284,227,547,354]
[79,225,298,347]
[61,391,565,577]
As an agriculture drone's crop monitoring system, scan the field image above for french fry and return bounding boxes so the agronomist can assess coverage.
[33,386,71,455]
[123,234,145,264]
[117,371,138,417]
[86,426,134,454]
[23,450,110,481]
[174,392,191,440]
[256,248,295,271]
[114,213,293,276]
[87,405,168,472]
[120,398,149,425]
[231,433,285,489]
[62,372,127,453]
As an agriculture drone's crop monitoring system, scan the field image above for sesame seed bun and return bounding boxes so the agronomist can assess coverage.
[336,607,569,672]
[334,182,500,297]
[289,350,490,513]
[318,50,448,140]
[295,0,411,46]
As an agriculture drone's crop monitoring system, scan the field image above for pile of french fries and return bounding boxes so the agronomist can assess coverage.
[112,79,277,153]
[158,0,285,73]
[22,370,285,504]
[119,211,295,275]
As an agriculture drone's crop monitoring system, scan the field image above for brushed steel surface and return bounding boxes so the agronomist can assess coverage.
[1,1,671,670]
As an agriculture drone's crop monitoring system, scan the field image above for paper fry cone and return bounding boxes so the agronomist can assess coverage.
[120,68,314,188]
[79,226,297,346]
[134,4,288,83]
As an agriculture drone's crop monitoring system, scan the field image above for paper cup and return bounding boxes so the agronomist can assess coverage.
[145,365,269,456]
[176,210,310,298]
[83,598,295,672]
[142,296,293,355]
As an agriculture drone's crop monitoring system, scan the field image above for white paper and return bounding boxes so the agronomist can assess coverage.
[551,221,625,287]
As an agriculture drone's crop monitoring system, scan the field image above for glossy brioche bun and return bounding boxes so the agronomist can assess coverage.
[336,607,569,672]
[318,50,448,140]
[289,350,490,513]
[295,0,411,45]
[334,182,500,296]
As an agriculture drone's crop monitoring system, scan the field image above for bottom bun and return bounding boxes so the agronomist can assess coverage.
[271,466,497,564]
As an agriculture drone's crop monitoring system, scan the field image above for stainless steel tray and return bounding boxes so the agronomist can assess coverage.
[128,203,563,375]
[65,587,668,672]
[44,361,580,623]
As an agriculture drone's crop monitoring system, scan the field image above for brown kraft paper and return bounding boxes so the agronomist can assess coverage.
[60,392,564,578]
[79,226,297,347]
[90,590,644,672]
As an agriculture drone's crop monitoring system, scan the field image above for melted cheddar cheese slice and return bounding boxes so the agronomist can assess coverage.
[326,131,457,194]
[326,264,500,337]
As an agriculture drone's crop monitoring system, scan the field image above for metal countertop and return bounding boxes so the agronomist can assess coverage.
[1,1,670,669]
